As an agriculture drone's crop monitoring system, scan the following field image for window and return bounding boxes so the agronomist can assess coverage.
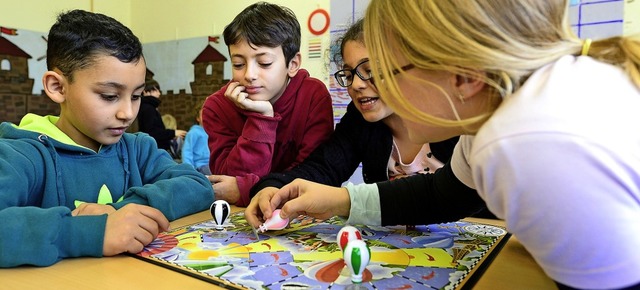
[0,59,10,71]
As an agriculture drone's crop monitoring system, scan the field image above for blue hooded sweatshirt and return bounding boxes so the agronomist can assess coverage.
[0,114,214,267]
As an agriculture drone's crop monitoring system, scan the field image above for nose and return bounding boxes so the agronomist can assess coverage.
[116,99,137,121]
[351,73,369,90]
[243,62,258,82]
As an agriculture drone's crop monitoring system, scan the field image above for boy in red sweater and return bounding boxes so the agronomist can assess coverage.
[202,2,334,206]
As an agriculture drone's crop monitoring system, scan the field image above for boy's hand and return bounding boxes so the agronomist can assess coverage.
[225,82,274,117]
[102,204,169,256]
[208,175,240,204]
[72,203,116,216]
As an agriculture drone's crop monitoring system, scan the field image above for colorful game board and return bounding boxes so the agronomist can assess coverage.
[132,213,509,290]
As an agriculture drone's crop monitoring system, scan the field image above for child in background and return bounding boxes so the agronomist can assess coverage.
[202,2,334,206]
[138,80,187,157]
[182,100,211,175]
[161,113,183,159]
[161,114,177,130]
[0,9,213,267]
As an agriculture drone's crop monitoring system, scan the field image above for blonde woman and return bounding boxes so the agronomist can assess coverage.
[246,1,640,289]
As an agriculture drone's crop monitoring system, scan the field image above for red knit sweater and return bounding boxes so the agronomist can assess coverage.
[202,69,334,206]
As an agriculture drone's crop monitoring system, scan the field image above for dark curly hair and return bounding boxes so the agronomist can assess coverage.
[223,2,301,66]
[46,9,143,82]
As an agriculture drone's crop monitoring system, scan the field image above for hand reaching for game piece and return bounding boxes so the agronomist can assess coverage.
[244,179,351,229]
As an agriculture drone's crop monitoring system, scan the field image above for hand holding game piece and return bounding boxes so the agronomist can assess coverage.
[210,200,230,231]
[258,209,289,233]
[344,239,370,289]
[337,225,363,252]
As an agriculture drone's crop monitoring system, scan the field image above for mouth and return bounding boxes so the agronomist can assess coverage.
[245,86,262,95]
[108,126,128,135]
[358,97,379,106]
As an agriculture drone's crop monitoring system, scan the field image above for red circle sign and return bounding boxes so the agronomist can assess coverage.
[308,9,330,35]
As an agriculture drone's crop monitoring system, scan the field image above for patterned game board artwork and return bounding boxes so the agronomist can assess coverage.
[132,212,509,290]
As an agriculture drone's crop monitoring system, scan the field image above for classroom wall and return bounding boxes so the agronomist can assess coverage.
[130,0,327,42]
[1,0,131,31]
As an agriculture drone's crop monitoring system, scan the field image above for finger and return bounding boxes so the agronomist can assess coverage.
[126,241,145,255]
[244,201,264,228]
[230,86,246,102]
[224,82,240,97]
[74,203,101,216]
[237,92,250,104]
[207,175,223,183]
[269,184,302,219]
[273,181,304,206]
[280,198,301,220]
[212,184,226,198]
[257,190,277,221]
[128,231,150,254]
[137,205,170,232]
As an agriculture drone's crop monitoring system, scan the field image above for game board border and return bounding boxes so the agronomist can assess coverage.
[457,232,512,290]
[129,251,246,289]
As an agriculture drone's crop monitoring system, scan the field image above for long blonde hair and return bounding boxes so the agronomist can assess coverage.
[364,0,640,130]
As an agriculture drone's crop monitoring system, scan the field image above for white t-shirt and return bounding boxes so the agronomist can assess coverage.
[471,55,640,289]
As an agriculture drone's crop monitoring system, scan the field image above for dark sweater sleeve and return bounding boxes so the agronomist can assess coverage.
[250,103,366,197]
[377,162,487,225]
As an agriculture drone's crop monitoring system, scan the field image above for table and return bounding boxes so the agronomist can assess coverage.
[0,210,557,290]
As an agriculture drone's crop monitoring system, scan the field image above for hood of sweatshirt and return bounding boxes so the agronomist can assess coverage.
[0,114,131,208]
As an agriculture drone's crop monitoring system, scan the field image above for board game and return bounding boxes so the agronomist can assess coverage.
[132,212,509,290]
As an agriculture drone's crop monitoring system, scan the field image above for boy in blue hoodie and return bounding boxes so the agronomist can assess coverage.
[0,9,214,267]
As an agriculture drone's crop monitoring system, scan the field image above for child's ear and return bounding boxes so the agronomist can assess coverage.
[286,52,302,78]
[42,70,67,104]
[454,72,485,102]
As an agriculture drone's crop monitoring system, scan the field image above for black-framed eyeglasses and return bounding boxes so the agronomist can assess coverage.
[334,59,373,87]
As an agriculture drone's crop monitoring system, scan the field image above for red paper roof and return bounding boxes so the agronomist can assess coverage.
[192,45,227,64]
[0,36,31,58]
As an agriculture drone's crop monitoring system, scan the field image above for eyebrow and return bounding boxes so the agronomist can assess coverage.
[344,57,369,69]
[95,82,145,91]
[231,52,275,58]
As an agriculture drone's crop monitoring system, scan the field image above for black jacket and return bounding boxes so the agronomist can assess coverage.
[137,96,175,150]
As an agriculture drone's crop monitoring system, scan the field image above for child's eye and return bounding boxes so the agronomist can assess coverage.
[259,62,273,67]
[131,94,142,101]
[100,94,118,101]
[232,63,245,69]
